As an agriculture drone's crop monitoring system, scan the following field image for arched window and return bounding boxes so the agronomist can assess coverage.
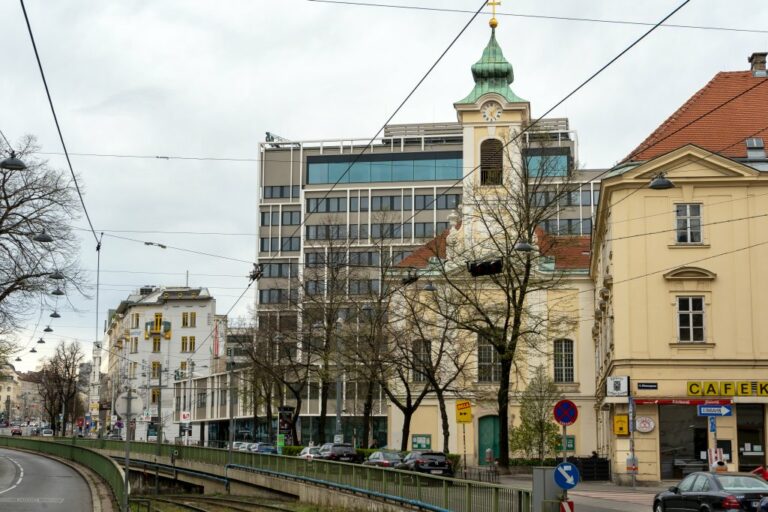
[553,339,574,383]
[480,139,503,185]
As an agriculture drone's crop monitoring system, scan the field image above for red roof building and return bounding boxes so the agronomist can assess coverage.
[627,52,768,162]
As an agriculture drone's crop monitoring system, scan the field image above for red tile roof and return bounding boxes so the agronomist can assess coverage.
[398,228,591,271]
[627,71,768,162]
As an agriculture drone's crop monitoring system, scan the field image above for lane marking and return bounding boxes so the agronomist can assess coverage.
[0,456,24,495]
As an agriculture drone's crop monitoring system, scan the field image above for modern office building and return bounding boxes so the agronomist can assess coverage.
[255,15,603,450]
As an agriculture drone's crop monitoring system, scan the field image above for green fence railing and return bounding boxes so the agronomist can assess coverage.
[0,436,125,507]
[55,438,530,512]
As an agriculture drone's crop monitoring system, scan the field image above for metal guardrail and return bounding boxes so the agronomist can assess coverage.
[0,436,125,506]
[53,438,530,512]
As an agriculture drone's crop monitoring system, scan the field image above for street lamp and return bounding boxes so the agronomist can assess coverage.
[37,337,45,344]
[44,326,53,333]
[513,240,535,252]
[50,310,61,318]
[649,173,674,190]
[51,287,65,296]
[334,312,346,443]
[49,270,65,280]
[1,151,27,171]
[33,230,54,243]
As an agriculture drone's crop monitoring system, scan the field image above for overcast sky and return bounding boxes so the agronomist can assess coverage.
[2,0,766,372]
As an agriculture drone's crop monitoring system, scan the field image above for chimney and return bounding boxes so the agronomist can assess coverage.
[748,52,767,76]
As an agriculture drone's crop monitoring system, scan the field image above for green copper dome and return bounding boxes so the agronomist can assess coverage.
[457,28,526,104]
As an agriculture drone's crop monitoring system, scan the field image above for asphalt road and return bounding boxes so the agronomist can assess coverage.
[0,447,92,512]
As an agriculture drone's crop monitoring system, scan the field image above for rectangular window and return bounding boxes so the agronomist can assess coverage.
[131,313,140,329]
[350,197,358,212]
[180,360,187,377]
[152,338,161,353]
[189,312,196,327]
[282,211,300,225]
[477,332,501,382]
[153,313,162,331]
[151,389,160,405]
[678,296,705,342]
[130,337,138,353]
[189,336,196,352]
[151,361,161,379]
[129,362,137,379]
[181,336,188,352]
[580,190,592,206]
[412,339,431,383]
[676,204,702,243]
[182,312,189,328]
[415,195,435,210]
[554,339,574,383]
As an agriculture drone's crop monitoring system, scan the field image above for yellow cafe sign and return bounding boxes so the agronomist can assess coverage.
[687,381,768,397]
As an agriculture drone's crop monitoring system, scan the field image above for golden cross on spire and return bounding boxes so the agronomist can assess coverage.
[488,1,501,29]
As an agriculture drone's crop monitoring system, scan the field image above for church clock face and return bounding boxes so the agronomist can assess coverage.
[481,101,502,122]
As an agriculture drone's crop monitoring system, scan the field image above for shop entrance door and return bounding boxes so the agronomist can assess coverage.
[659,405,708,479]
[737,404,765,471]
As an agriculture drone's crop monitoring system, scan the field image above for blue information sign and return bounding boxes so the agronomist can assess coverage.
[709,416,717,433]
[554,462,580,490]
[698,405,732,417]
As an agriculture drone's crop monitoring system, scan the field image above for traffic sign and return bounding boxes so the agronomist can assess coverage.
[709,416,717,433]
[697,405,732,417]
[114,392,144,420]
[554,400,578,426]
[180,411,191,423]
[553,462,580,490]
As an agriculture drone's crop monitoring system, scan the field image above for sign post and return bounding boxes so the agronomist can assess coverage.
[553,399,578,504]
[456,400,472,473]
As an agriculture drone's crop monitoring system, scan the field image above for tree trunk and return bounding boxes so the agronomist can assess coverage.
[400,409,414,452]
[264,385,274,443]
[318,380,329,443]
[251,380,259,440]
[497,358,513,471]
[361,381,374,448]
[434,387,450,453]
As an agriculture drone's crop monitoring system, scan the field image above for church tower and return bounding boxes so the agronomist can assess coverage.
[454,5,530,191]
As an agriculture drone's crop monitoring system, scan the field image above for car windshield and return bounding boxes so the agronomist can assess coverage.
[717,475,768,492]
[382,452,401,460]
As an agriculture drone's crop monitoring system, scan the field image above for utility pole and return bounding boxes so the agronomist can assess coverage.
[156,364,162,455]
[227,355,235,466]
[122,385,134,512]
[186,358,192,446]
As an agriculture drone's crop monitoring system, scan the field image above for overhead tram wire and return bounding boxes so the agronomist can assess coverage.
[18,0,98,246]
[307,0,768,35]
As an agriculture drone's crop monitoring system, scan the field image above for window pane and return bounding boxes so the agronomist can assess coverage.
[678,297,690,310]
[692,328,704,341]
[371,162,391,182]
[581,190,592,205]
[691,298,703,310]
[349,162,370,182]
[393,161,413,181]
[350,197,358,212]
[328,163,349,184]
[414,160,435,180]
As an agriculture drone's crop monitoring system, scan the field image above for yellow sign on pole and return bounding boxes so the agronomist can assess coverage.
[613,414,629,436]
[456,399,472,423]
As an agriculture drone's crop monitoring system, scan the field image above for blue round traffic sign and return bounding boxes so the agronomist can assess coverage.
[553,462,580,490]
[554,399,578,426]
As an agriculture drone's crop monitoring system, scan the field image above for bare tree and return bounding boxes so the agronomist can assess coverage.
[37,340,84,435]
[390,283,475,453]
[422,136,582,470]
[0,136,84,346]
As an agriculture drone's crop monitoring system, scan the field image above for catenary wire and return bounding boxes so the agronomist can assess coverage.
[18,0,99,245]
[307,0,768,35]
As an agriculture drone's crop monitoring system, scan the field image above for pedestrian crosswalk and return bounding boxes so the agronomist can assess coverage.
[570,490,654,505]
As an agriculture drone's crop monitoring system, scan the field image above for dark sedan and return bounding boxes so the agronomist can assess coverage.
[395,451,453,477]
[653,472,768,511]
[363,450,403,468]
[316,443,361,463]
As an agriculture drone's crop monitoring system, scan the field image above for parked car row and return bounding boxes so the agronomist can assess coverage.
[232,441,278,454]
[296,445,454,477]
[654,471,768,512]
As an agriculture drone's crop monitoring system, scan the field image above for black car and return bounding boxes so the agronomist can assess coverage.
[395,451,453,477]
[316,443,361,463]
[363,450,403,468]
[654,471,768,511]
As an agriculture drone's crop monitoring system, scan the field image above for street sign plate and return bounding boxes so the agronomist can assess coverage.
[553,462,580,490]
[709,416,717,433]
[697,405,732,417]
[114,392,144,420]
[455,399,472,423]
[554,400,578,426]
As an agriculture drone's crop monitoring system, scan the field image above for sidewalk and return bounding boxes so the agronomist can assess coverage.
[498,473,671,494]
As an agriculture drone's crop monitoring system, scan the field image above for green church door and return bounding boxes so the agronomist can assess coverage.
[478,415,500,466]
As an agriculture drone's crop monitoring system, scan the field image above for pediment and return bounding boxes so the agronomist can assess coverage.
[622,145,759,182]
[663,266,717,281]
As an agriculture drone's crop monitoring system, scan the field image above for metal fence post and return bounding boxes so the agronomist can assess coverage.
[443,480,449,508]
[492,486,499,512]
[465,482,472,512]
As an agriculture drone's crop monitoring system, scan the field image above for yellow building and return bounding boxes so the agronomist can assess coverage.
[386,17,598,465]
[592,54,768,482]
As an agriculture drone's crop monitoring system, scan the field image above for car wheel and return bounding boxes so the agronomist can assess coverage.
[654,501,664,512]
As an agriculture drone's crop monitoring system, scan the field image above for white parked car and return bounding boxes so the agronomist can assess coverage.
[299,447,321,460]
[41,429,54,437]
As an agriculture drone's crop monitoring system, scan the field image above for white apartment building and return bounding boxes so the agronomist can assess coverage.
[104,286,216,442]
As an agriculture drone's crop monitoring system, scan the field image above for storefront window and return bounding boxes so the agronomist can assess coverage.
[659,405,708,479]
